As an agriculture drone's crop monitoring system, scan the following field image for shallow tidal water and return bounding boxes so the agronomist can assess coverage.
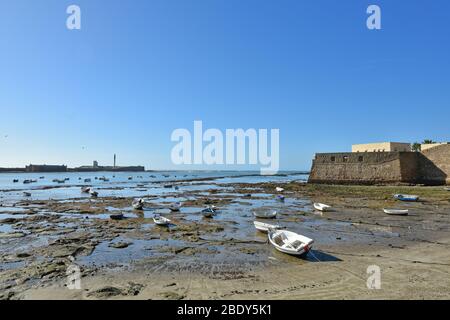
[0,170,391,275]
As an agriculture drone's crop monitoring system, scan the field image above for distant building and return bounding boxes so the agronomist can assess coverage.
[421,142,449,151]
[352,142,411,153]
[25,164,67,172]
[93,160,99,168]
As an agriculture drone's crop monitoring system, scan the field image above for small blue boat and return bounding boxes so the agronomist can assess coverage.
[394,194,419,202]
[276,195,285,202]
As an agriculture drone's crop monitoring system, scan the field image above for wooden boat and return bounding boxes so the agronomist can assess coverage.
[132,198,144,210]
[253,211,277,219]
[313,203,332,212]
[253,221,283,233]
[394,194,419,202]
[384,208,409,216]
[153,216,171,226]
[268,229,314,256]
[276,187,284,192]
[169,202,182,212]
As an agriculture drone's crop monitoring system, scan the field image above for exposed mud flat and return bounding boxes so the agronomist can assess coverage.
[1,173,449,300]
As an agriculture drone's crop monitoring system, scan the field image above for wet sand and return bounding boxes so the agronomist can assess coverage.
[1,177,450,300]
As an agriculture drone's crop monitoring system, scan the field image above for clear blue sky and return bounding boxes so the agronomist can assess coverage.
[0,0,449,170]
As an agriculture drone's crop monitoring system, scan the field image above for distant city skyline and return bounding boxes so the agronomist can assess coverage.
[1,1,449,171]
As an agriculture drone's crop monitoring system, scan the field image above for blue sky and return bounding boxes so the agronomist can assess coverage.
[0,0,449,170]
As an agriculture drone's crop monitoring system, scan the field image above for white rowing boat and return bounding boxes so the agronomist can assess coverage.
[169,202,182,212]
[253,221,283,233]
[253,211,277,219]
[276,187,284,192]
[268,229,314,256]
[383,208,409,216]
[132,198,144,210]
[313,203,332,212]
[153,216,171,226]
[81,187,91,193]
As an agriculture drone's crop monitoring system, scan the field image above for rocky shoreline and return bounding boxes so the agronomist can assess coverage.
[1,180,450,300]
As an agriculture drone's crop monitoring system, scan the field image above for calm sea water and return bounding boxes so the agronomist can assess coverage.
[0,171,309,202]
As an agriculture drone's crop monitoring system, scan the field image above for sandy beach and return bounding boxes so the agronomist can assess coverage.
[1,173,449,300]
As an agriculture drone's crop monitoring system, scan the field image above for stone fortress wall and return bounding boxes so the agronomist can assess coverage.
[309,144,450,185]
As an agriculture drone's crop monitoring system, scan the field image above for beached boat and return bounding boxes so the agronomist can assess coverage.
[201,207,215,218]
[132,198,144,210]
[253,221,283,233]
[81,187,91,193]
[202,210,214,218]
[276,187,284,192]
[384,208,409,216]
[110,213,124,220]
[153,215,171,226]
[394,194,419,202]
[169,202,182,212]
[253,211,277,219]
[313,203,332,212]
[268,229,314,256]
[23,192,31,197]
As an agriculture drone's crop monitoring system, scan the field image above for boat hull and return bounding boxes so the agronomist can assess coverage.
[268,230,314,256]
